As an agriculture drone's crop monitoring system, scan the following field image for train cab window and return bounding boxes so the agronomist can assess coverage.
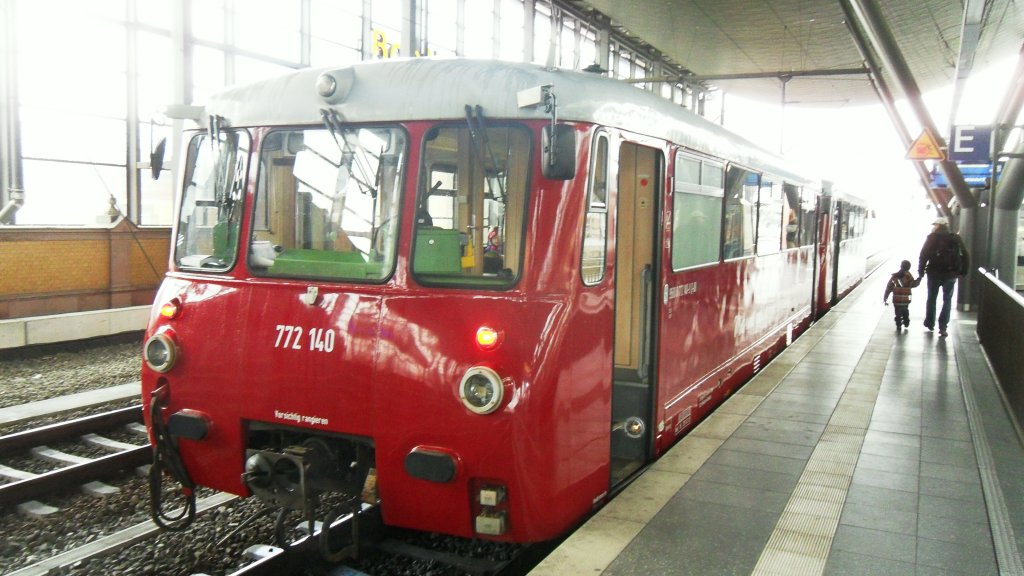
[412,124,530,287]
[783,184,800,249]
[581,133,609,285]
[799,189,817,246]
[176,129,250,271]
[723,166,757,259]
[248,126,407,282]
[671,153,723,270]
[757,176,784,255]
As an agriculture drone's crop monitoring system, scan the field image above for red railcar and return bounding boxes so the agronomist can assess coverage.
[142,58,869,545]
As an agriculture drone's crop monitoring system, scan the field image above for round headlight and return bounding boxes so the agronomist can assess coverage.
[316,73,337,98]
[459,367,504,415]
[144,333,178,373]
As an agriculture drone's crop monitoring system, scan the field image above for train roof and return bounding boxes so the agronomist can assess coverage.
[200,58,814,185]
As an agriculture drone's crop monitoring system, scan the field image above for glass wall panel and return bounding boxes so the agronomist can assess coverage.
[559,19,575,68]
[498,0,524,62]
[136,0,171,28]
[311,39,361,67]
[578,28,597,70]
[426,0,458,56]
[140,170,175,225]
[191,0,225,43]
[20,161,127,225]
[311,0,362,52]
[532,3,552,65]
[371,0,403,57]
[235,56,295,85]
[137,31,173,120]
[464,0,495,58]
[192,45,226,102]
[20,110,127,166]
[235,0,300,61]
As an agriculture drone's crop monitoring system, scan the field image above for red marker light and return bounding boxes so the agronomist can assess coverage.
[475,326,503,351]
[159,299,181,319]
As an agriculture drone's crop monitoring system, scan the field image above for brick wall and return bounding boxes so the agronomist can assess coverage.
[0,218,170,319]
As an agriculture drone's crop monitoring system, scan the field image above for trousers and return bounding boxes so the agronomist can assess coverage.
[924,274,956,330]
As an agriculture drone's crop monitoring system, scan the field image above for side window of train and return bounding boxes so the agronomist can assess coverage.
[799,188,817,246]
[757,176,784,255]
[840,205,852,241]
[723,166,758,259]
[852,207,865,238]
[671,153,723,270]
[782,183,800,249]
[581,133,609,285]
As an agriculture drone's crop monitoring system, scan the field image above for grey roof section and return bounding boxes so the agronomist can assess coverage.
[203,58,812,183]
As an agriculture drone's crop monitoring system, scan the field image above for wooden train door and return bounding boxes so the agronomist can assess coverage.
[610,141,660,487]
[815,194,834,318]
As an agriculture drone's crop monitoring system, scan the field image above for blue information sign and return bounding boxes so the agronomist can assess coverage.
[948,125,993,164]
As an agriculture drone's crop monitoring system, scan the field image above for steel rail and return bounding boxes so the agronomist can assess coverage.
[0,446,151,506]
[0,405,142,456]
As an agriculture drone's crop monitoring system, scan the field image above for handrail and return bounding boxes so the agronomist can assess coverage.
[976,268,1024,429]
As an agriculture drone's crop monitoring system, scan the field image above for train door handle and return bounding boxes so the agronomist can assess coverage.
[639,265,653,381]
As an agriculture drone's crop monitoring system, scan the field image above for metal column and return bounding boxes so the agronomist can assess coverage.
[0,0,24,225]
[989,44,1024,288]
[839,0,949,219]
[844,0,976,215]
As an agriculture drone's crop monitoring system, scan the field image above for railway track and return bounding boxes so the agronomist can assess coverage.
[0,398,539,575]
[0,405,150,511]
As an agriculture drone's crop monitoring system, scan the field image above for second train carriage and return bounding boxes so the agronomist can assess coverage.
[143,58,870,545]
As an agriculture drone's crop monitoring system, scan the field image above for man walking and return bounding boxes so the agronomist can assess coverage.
[918,216,969,337]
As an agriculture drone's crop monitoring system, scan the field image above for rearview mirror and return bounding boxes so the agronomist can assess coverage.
[150,138,166,180]
[542,124,576,180]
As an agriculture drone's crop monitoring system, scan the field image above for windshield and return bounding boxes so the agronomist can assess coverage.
[249,126,406,282]
[412,123,530,287]
[176,130,250,271]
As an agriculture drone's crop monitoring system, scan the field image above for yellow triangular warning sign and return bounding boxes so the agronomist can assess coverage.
[906,129,945,160]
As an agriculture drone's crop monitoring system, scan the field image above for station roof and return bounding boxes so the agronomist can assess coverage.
[573,0,1024,108]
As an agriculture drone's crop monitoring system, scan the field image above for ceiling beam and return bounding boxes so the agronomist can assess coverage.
[947,0,989,129]
[839,0,949,219]
[844,0,977,212]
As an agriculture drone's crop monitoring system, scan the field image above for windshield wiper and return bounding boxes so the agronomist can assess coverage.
[319,108,378,198]
[464,105,506,203]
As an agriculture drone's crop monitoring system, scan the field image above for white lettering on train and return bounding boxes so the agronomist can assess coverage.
[666,281,699,301]
[274,410,330,427]
[273,325,336,352]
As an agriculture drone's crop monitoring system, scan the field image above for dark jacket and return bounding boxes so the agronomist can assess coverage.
[918,230,969,279]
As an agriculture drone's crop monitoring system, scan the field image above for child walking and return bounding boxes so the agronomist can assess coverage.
[884,260,919,332]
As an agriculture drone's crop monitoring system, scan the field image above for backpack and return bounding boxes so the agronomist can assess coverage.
[930,234,964,273]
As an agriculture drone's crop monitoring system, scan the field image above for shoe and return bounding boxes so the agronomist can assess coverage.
[903,320,910,327]
[939,328,948,337]
[924,324,934,331]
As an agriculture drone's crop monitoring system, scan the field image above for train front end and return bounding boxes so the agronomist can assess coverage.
[142,62,602,546]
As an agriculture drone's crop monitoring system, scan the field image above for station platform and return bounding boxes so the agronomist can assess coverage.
[531,260,1024,576]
